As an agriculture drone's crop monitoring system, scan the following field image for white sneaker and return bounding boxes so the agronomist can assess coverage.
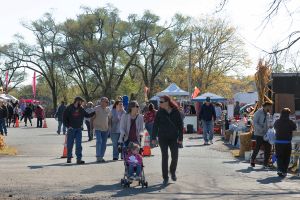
[209,140,213,144]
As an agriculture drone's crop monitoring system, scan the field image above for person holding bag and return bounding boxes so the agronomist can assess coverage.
[250,101,273,169]
[152,95,183,185]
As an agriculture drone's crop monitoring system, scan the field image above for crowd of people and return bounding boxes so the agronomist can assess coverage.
[0,99,45,136]
[55,95,183,185]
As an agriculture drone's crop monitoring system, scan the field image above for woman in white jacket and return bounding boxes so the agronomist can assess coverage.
[119,101,144,146]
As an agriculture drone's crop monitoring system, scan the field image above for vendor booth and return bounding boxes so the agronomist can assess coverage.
[155,83,198,132]
[0,94,18,102]
[192,92,227,135]
[191,92,226,102]
[156,83,189,97]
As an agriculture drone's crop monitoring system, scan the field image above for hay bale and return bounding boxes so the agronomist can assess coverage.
[0,135,6,150]
[239,132,252,157]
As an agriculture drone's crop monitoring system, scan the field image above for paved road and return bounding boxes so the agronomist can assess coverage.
[0,119,300,200]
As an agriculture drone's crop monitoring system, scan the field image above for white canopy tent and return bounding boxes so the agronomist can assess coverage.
[0,94,18,102]
[192,92,226,102]
[156,83,189,97]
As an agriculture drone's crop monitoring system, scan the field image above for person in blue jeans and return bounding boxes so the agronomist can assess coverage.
[63,96,95,164]
[199,97,216,145]
[0,100,8,136]
[110,100,126,160]
[91,97,111,163]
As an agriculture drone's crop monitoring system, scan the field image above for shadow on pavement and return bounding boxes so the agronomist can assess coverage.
[257,176,284,184]
[222,160,241,164]
[289,175,300,180]
[184,144,206,148]
[81,182,168,198]
[236,166,269,174]
[27,160,116,169]
[188,136,203,140]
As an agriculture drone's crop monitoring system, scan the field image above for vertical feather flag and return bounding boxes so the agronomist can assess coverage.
[191,86,200,99]
[32,71,36,99]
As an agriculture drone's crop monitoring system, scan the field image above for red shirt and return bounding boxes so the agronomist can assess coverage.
[128,118,138,143]
[144,110,156,123]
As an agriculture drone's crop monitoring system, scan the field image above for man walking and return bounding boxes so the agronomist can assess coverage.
[55,101,66,135]
[90,97,111,163]
[63,96,95,164]
[199,97,216,145]
[250,101,273,169]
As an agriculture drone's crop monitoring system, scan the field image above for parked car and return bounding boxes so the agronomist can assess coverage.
[240,103,255,115]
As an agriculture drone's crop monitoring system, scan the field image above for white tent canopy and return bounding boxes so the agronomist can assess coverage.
[192,92,226,102]
[0,94,18,102]
[156,83,189,97]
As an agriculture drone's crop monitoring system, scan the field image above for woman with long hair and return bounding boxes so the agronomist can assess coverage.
[119,101,144,146]
[152,95,183,185]
[110,100,126,160]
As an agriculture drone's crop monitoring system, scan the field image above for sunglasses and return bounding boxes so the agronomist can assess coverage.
[136,105,139,108]
[160,101,166,103]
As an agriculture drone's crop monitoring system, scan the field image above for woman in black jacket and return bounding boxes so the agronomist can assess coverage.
[274,108,297,177]
[152,95,183,185]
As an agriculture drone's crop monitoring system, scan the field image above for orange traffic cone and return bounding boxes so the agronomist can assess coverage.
[61,134,68,158]
[43,119,48,128]
[15,117,19,128]
[143,131,151,156]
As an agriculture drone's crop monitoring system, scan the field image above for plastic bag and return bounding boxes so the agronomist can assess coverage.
[264,128,276,145]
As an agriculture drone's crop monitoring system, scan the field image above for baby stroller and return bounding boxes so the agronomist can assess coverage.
[120,143,148,188]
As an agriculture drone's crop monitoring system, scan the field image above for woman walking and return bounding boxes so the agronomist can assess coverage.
[110,100,126,160]
[118,101,144,146]
[35,105,45,128]
[152,95,183,185]
[274,108,297,177]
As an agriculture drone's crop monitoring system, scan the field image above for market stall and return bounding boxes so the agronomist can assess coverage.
[191,92,226,102]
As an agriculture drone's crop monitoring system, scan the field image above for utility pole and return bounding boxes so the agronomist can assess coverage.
[188,33,192,98]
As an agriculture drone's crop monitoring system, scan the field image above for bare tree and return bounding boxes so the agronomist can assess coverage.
[0,13,64,109]
[191,17,249,91]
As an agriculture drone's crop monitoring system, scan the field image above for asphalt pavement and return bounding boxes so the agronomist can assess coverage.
[0,118,300,200]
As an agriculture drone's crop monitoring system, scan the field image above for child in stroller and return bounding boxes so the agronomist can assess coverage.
[120,142,148,188]
[126,142,142,179]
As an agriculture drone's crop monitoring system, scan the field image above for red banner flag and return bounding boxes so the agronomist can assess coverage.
[32,71,36,99]
[191,86,200,99]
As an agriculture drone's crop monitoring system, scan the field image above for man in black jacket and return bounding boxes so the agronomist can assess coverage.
[0,100,8,135]
[199,97,216,145]
[63,96,95,164]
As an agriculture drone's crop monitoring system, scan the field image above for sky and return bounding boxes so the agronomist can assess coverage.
[0,0,299,83]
